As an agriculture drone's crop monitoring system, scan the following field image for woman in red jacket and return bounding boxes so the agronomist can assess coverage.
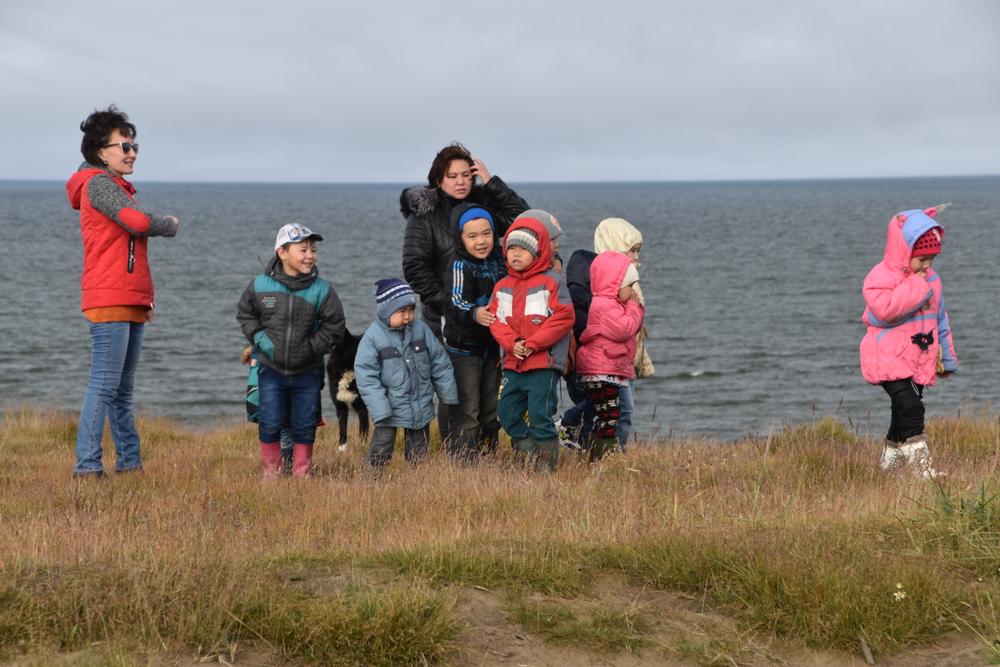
[66,106,181,477]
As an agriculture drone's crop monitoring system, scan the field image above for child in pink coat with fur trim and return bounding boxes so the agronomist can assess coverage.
[574,251,645,461]
[860,206,958,478]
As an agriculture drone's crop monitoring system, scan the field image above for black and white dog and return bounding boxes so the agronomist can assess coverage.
[326,329,369,450]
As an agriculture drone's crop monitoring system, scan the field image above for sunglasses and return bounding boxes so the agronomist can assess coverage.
[103,141,139,154]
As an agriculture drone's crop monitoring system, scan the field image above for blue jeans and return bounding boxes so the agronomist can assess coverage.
[258,365,323,445]
[562,374,594,443]
[74,321,144,475]
[616,379,634,448]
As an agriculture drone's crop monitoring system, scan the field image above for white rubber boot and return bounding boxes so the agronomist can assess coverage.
[899,434,942,479]
[880,442,905,471]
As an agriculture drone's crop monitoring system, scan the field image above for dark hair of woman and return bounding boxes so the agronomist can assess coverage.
[426,142,473,188]
[80,105,137,165]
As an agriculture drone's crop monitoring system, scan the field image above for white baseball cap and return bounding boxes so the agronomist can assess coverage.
[274,223,324,251]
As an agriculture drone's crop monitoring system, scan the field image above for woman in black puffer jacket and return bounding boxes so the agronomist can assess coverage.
[401,142,529,341]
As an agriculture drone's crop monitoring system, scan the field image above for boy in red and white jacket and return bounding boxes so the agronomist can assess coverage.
[488,211,574,471]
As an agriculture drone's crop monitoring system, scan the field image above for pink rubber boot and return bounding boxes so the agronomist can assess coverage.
[260,442,282,480]
[292,443,313,479]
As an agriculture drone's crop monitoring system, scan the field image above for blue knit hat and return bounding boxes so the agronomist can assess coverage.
[457,206,495,233]
[374,278,416,322]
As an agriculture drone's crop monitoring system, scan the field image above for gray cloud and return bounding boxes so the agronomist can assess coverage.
[3,0,998,182]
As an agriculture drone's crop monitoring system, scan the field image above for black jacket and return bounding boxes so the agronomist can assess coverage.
[565,249,597,343]
[236,257,346,375]
[443,202,507,357]
[400,176,528,323]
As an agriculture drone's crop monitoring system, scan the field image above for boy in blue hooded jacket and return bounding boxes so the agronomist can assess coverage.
[355,278,458,467]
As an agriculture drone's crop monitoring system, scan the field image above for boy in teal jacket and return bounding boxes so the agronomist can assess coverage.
[237,223,345,479]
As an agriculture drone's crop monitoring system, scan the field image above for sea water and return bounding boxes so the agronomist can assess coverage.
[2,176,997,440]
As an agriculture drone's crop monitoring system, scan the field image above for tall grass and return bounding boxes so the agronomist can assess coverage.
[1,406,999,664]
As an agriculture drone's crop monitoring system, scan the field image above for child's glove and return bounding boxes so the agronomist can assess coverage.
[253,331,275,360]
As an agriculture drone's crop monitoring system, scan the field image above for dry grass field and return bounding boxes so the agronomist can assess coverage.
[1,407,999,666]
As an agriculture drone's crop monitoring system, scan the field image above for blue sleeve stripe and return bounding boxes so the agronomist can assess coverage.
[868,310,936,329]
[874,313,937,342]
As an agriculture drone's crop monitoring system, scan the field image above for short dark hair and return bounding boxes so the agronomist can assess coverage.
[426,142,473,188]
[80,105,136,165]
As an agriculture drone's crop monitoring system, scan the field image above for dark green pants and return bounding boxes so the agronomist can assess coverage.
[497,369,560,443]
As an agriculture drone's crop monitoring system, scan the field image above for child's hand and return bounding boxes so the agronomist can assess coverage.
[474,307,496,326]
[513,340,535,359]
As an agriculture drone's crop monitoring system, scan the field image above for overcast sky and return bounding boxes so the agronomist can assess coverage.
[3,1,998,183]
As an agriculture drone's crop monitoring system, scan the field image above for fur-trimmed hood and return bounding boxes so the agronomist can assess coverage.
[399,185,441,220]
[399,184,492,221]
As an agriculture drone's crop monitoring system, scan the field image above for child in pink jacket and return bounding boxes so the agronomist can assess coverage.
[574,251,645,461]
[860,207,958,478]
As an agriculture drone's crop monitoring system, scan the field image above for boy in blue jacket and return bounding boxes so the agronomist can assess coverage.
[355,278,458,468]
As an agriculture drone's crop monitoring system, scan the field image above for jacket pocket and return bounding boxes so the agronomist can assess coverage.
[378,348,408,391]
[411,339,432,381]
[876,327,914,378]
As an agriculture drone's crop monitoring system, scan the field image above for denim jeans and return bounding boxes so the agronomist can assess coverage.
[258,365,323,445]
[74,321,145,475]
[562,373,594,444]
[446,353,501,457]
[279,376,324,459]
[616,379,635,448]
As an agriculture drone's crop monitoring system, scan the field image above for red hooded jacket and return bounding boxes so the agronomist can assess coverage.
[488,217,574,373]
[66,165,174,311]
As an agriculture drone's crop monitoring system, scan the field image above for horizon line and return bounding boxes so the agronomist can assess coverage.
[2,172,998,187]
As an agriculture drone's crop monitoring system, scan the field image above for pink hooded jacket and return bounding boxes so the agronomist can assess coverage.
[859,207,958,386]
[575,252,645,379]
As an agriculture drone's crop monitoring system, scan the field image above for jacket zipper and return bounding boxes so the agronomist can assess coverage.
[402,328,418,420]
[127,237,135,273]
[285,291,295,370]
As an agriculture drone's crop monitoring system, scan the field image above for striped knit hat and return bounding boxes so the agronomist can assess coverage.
[374,278,416,322]
[504,228,539,257]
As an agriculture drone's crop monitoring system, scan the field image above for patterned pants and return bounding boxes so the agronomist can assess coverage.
[581,381,621,441]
